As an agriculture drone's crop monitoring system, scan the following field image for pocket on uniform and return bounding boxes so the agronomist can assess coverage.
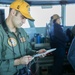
[0,60,9,71]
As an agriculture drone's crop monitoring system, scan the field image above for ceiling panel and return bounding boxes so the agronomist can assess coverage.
[0,0,75,5]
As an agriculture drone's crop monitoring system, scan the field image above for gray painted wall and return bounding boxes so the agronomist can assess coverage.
[24,26,73,41]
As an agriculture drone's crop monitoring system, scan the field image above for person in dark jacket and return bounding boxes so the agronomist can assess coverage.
[50,14,67,75]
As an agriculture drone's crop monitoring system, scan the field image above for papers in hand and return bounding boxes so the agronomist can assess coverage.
[33,48,56,58]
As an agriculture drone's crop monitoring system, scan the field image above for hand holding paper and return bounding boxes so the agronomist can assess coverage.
[33,48,56,58]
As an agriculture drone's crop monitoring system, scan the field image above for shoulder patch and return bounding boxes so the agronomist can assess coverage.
[8,38,17,47]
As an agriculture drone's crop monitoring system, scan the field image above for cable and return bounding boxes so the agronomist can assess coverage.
[27,58,39,75]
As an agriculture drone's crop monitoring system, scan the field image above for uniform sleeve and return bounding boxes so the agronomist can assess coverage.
[0,33,3,60]
[24,32,36,55]
[54,25,67,43]
[21,28,36,55]
[26,40,36,55]
[0,31,14,71]
[67,37,75,70]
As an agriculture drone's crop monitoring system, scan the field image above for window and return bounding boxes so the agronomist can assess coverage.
[30,5,61,27]
[0,5,61,28]
[66,4,75,26]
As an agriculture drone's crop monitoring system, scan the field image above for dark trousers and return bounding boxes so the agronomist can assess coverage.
[51,47,66,75]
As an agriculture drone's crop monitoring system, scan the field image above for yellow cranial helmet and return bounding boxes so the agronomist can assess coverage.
[10,0,34,21]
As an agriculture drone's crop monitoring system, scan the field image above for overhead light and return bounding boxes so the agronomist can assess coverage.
[0,4,9,7]
[41,5,52,9]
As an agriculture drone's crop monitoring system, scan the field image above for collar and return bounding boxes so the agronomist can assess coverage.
[2,21,20,35]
